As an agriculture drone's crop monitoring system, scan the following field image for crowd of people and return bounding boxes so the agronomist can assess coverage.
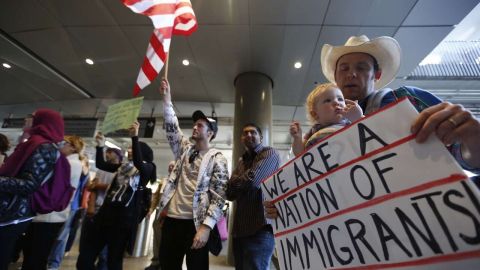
[0,34,479,270]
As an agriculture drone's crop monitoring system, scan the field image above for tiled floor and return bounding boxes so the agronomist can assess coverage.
[8,240,235,270]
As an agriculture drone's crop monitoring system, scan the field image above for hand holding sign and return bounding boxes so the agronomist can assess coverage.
[95,132,105,147]
[263,200,278,219]
[128,121,140,137]
[261,99,480,270]
[412,102,480,168]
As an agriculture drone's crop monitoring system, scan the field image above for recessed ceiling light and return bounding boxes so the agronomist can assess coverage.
[85,58,94,65]
[182,59,190,66]
[2,63,12,69]
[294,62,302,69]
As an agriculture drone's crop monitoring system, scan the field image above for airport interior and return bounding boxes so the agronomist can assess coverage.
[1,0,480,269]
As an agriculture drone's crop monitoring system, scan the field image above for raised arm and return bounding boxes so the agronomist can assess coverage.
[94,132,121,173]
[128,121,156,186]
[160,79,189,159]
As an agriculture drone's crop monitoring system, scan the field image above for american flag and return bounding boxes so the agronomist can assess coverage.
[122,0,198,96]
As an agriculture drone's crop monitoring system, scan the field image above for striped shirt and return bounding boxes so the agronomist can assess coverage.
[226,144,280,237]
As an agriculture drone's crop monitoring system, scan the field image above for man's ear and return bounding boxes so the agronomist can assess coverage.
[374,70,382,81]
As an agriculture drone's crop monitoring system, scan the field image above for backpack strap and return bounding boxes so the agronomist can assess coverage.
[391,86,430,112]
[197,148,221,182]
[365,88,392,115]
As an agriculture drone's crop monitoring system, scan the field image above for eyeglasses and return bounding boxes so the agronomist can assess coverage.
[58,141,67,148]
[189,150,199,164]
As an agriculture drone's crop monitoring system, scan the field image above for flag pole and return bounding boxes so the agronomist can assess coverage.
[163,52,170,80]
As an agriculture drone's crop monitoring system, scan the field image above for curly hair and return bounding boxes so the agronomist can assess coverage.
[0,133,10,154]
[305,82,338,124]
[64,135,85,159]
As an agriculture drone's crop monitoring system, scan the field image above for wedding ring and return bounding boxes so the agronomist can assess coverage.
[447,118,458,127]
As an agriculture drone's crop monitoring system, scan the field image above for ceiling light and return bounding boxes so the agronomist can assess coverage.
[85,58,94,65]
[2,63,12,69]
[294,62,302,69]
[182,59,190,66]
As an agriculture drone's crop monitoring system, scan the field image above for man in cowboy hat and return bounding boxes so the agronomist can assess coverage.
[264,35,480,219]
[321,35,480,171]
[157,79,229,270]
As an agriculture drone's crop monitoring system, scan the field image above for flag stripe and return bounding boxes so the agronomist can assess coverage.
[141,56,158,81]
[123,0,197,96]
[149,31,168,60]
[136,70,150,89]
[123,0,176,14]
[149,14,176,29]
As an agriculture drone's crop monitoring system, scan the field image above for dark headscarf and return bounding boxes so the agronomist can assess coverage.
[138,141,156,182]
[138,141,153,163]
[0,109,68,179]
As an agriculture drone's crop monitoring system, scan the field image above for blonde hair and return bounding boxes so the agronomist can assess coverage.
[64,135,85,159]
[305,83,339,124]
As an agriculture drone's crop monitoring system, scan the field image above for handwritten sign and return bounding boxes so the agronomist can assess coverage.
[102,97,144,134]
[261,98,480,270]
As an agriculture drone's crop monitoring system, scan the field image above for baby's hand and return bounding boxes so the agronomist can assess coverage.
[289,121,302,138]
[343,100,363,122]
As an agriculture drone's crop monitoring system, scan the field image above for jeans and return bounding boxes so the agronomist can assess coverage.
[47,209,79,269]
[149,215,163,267]
[65,209,85,252]
[232,225,275,270]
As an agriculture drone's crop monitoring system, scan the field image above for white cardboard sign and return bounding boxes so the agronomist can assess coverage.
[261,98,480,270]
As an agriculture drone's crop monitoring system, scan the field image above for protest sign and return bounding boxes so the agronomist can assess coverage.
[102,97,144,134]
[261,98,480,270]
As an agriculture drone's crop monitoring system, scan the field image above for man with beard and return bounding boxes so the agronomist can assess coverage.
[227,123,280,270]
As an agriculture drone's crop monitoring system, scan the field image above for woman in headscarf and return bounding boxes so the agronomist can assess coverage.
[21,135,84,270]
[0,109,69,270]
[77,121,156,270]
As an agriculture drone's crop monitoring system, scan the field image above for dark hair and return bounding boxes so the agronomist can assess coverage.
[106,148,123,162]
[138,141,157,183]
[242,123,262,136]
[0,133,10,154]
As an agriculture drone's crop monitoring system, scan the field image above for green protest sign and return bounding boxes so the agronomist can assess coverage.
[102,96,144,134]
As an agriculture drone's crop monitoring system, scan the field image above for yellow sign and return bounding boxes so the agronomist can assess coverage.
[102,97,144,134]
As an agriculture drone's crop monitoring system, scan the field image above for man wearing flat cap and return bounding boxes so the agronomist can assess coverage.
[157,79,229,270]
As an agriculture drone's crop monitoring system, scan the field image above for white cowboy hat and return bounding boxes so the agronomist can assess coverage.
[321,35,401,90]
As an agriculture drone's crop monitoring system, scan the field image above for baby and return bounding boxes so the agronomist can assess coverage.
[290,83,363,156]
